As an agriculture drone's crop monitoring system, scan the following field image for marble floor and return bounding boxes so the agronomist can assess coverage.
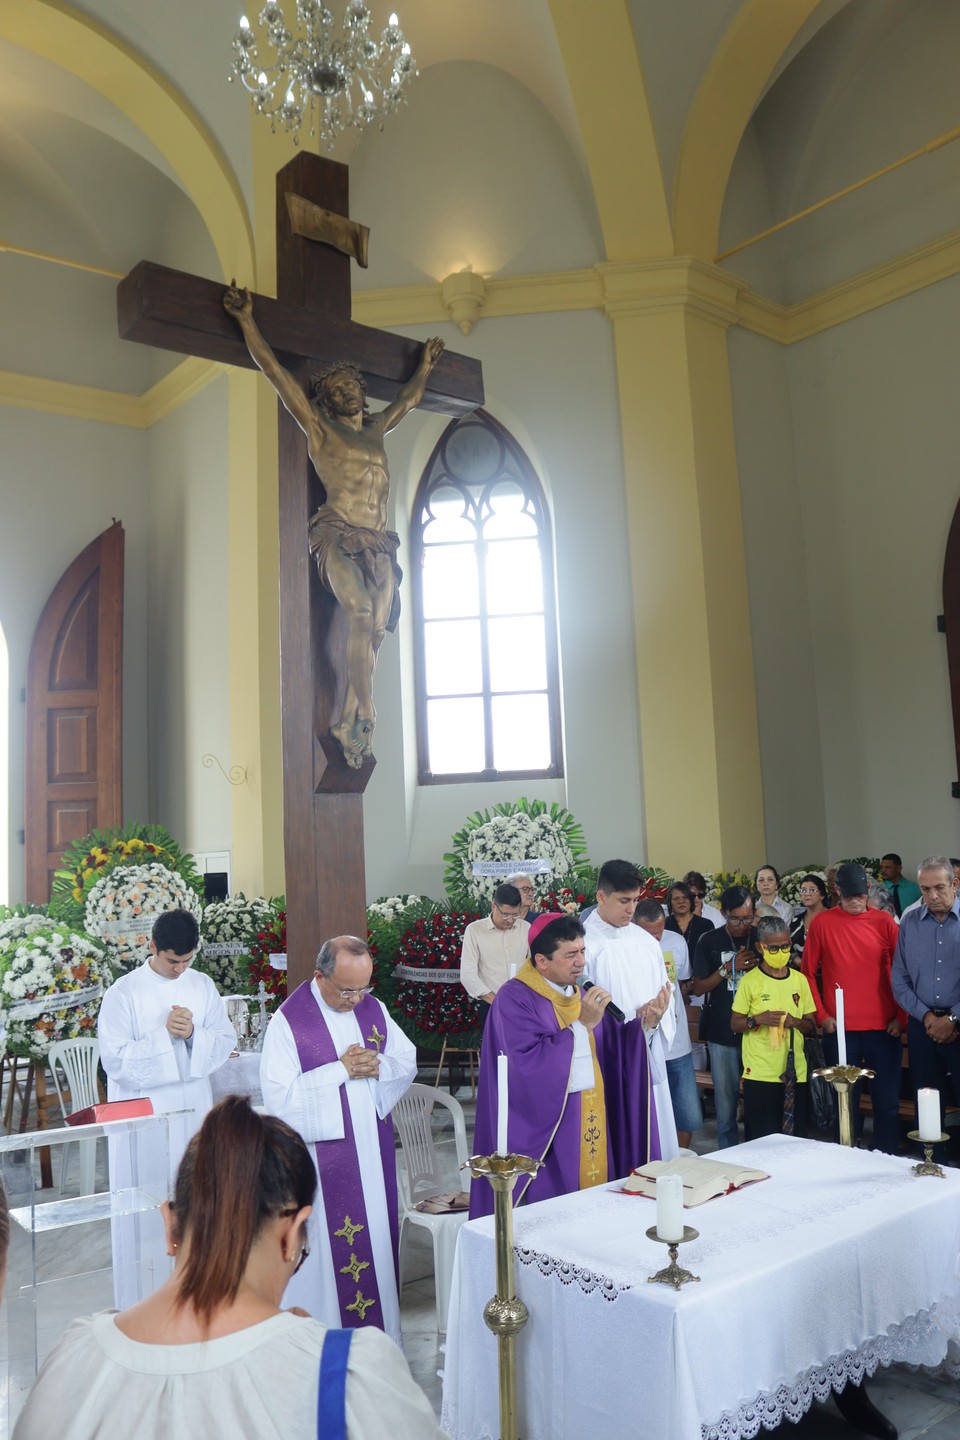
[2,1070,959,1439]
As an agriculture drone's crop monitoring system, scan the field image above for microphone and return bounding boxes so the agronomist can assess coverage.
[580,979,625,1024]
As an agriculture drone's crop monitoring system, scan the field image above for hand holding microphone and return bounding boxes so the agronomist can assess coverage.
[579,979,625,1025]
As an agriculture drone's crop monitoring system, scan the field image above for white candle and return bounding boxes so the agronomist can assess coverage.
[655,1174,684,1242]
[918,1088,941,1141]
[497,1054,509,1156]
[835,986,847,1067]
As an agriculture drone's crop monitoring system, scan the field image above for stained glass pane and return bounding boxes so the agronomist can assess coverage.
[423,619,482,696]
[488,617,547,691]
[422,545,479,619]
[491,694,551,771]
[485,539,543,615]
[427,697,486,773]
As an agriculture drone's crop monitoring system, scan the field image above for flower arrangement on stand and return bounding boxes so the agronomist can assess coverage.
[392,909,483,1051]
[444,798,592,911]
[704,870,753,905]
[0,925,109,1061]
[50,823,203,930]
[365,896,441,1022]
[198,894,278,994]
[248,905,288,1006]
[84,863,204,974]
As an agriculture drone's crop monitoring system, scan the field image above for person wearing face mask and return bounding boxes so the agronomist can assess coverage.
[12,1099,445,1440]
[730,919,817,1139]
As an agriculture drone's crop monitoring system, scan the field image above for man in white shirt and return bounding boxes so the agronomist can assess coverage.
[634,898,703,1148]
[459,883,531,1022]
[98,908,237,1307]
[583,860,677,1164]
[259,935,416,1347]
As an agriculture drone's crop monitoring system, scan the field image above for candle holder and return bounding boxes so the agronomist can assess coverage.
[907,1130,949,1177]
[465,1153,542,1440]
[813,1064,875,1147]
[645,1225,701,1290]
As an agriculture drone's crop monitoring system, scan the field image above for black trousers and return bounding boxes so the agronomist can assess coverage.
[906,1015,960,1136]
[742,1078,809,1141]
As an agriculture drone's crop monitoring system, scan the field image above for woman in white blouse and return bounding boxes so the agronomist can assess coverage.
[754,865,795,926]
[13,1098,446,1440]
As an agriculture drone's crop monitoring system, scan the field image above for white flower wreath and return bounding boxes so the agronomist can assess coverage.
[199,894,276,993]
[0,926,109,1061]
[85,863,203,973]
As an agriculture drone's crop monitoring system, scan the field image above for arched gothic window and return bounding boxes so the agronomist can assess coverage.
[411,410,562,783]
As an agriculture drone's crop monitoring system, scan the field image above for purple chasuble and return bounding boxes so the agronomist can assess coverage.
[470,979,612,1220]
[280,980,399,1331]
[597,1017,661,1182]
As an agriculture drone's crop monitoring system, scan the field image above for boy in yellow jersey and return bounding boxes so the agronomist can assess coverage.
[731,917,817,1139]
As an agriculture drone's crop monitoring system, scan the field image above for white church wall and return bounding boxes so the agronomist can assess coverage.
[145,375,232,865]
[0,405,150,901]
[726,326,828,871]
[787,275,960,871]
[350,59,604,290]
[360,307,644,902]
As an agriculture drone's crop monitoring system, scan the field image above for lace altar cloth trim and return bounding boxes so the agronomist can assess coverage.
[515,1247,631,1301]
[701,1307,960,1438]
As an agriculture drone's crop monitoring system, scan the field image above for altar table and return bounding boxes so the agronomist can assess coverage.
[441,1136,960,1440]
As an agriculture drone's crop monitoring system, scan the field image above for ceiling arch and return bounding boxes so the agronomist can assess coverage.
[673,0,839,257]
[0,0,254,285]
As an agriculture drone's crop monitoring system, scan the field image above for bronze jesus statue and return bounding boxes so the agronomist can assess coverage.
[224,284,444,768]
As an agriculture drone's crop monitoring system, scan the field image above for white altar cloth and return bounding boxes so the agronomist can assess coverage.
[442,1136,960,1440]
[208,1051,263,1106]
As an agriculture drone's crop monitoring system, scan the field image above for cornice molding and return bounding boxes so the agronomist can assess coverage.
[5,228,960,424]
[0,357,225,428]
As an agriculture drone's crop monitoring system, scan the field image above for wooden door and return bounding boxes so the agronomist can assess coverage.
[25,523,124,902]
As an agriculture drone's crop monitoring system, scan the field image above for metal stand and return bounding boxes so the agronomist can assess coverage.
[645,1225,701,1290]
[813,1064,875,1146]
[466,1153,541,1440]
[907,1130,949,1177]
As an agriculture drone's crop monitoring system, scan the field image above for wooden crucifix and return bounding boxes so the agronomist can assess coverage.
[117,153,484,989]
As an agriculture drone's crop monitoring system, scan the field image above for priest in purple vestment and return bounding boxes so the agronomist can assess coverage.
[471,913,656,1219]
[260,935,416,1347]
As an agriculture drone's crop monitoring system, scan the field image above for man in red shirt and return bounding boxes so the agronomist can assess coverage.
[802,862,905,1153]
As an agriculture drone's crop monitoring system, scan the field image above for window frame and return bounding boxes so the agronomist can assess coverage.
[410,409,563,786]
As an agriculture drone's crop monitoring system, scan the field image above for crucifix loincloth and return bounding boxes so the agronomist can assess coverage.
[308,506,403,633]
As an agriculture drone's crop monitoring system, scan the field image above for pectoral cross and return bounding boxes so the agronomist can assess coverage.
[366,1023,386,1052]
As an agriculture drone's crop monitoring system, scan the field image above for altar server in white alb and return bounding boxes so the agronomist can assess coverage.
[259,935,416,1348]
[98,908,237,1308]
[583,859,679,1160]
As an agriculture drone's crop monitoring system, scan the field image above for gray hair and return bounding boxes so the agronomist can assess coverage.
[867,878,894,914]
[918,855,954,880]
[756,915,790,945]
[315,935,371,976]
[506,872,534,888]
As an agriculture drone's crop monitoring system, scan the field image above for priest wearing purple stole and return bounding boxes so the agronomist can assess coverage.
[259,935,416,1347]
[470,913,649,1219]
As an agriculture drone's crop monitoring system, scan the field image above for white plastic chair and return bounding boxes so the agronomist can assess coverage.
[48,1037,101,1196]
[392,1083,470,1335]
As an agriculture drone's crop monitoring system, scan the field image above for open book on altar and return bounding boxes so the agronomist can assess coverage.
[622,1155,769,1207]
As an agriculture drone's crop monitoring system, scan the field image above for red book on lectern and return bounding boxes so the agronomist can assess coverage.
[65,1099,154,1127]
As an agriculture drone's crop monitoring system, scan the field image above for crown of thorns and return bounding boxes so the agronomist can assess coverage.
[311,361,369,408]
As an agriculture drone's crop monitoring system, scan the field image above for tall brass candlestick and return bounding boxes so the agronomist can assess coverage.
[466,1153,542,1440]
[814,1064,875,1146]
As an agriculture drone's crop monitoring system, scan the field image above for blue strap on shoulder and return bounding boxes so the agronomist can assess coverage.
[317,1328,353,1440]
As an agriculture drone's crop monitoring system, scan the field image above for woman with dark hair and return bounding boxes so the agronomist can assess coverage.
[13,1098,445,1440]
[665,882,713,960]
[789,874,828,959]
[754,865,794,925]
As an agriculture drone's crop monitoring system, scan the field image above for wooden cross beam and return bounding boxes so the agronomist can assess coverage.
[117,153,484,990]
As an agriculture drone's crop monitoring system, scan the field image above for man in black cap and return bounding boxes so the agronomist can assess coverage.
[801,862,905,1153]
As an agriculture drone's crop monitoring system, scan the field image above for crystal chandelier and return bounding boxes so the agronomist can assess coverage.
[229,1,417,147]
